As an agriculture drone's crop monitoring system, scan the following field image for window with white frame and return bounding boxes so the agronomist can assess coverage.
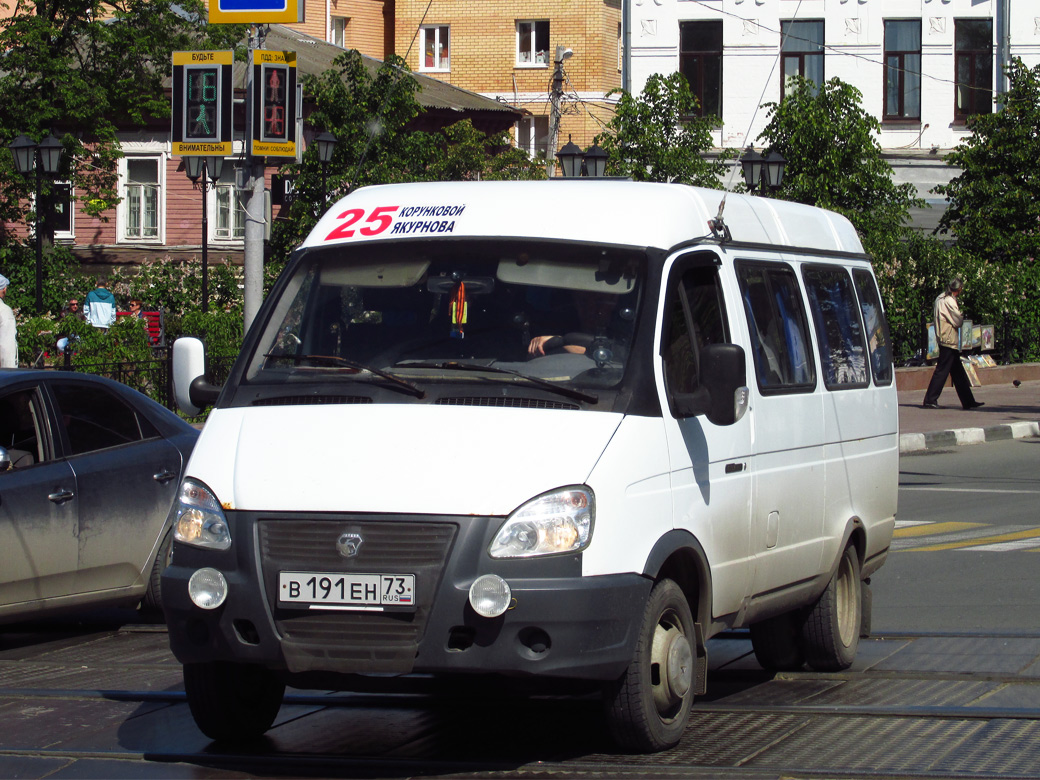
[123,157,160,240]
[618,22,623,73]
[53,182,74,241]
[420,25,449,71]
[214,183,245,241]
[517,20,550,67]
[332,16,349,47]
[516,116,550,158]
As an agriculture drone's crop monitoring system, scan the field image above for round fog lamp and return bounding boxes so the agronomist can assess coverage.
[188,567,228,610]
[468,574,511,618]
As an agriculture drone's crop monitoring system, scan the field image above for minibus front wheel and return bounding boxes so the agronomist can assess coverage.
[183,661,285,743]
[603,578,695,752]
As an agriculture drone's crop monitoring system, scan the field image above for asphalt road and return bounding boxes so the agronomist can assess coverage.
[873,436,1040,633]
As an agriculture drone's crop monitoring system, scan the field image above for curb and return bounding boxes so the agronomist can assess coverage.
[899,421,1040,454]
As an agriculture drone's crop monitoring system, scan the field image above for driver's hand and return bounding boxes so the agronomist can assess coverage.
[528,335,556,356]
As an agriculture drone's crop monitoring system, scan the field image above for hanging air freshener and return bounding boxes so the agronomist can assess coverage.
[450,281,467,339]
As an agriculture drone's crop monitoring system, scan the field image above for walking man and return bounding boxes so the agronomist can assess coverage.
[922,277,983,410]
[0,274,18,368]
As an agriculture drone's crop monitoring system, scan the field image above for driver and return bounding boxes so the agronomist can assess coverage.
[528,290,619,357]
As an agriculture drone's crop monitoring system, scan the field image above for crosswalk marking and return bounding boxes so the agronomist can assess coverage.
[895,522,1040,552]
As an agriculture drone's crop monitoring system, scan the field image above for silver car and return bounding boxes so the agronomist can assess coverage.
[0,369,198,622]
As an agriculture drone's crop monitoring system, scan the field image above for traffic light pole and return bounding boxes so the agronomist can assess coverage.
[243,25,265,332]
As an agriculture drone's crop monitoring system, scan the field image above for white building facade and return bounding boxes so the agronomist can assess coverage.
[626,0,1038,213]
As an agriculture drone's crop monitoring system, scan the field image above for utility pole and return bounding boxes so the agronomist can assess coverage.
[243,25,265,332]
[547,45,572,178]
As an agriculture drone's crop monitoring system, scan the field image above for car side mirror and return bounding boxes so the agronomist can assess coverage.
[669,343,748,426]
[173,337,222,416]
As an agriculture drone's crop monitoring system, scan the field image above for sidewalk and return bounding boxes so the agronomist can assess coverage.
[898,377,1040,453]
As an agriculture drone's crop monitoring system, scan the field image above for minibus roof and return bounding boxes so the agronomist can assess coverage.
[300,180,866,256]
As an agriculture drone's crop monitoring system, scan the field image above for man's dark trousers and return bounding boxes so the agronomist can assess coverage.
[924,345,977,408]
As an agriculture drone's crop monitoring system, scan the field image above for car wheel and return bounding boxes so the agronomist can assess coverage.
[603,578,695,752]
[802,543,861,671]
[141,529,173,614]
[183,662,285,743]
[750,611,805,671]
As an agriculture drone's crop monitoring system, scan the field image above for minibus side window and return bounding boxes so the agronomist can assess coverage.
[663,265,728,397]
[851,269,894,386]
[736,262,815,393]
[802,265,869,390]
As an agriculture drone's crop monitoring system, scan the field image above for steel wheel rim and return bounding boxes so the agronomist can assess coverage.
[836,553,857,647]
[650,608,693,719]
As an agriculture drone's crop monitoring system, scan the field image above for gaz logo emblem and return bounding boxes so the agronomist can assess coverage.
[336,532,363,558]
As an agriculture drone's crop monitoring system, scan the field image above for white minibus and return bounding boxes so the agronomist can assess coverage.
[163,180,898,752]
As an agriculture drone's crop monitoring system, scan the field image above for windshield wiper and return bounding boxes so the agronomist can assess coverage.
[265,353,425,398]
[397,361,598,405]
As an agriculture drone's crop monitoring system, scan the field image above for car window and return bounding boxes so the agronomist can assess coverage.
[736,261,815,393]
[50,383,144,456]
[0,389,47,468]
[663,261,729,396]
[802,265,869,390]
[852,269,894,386]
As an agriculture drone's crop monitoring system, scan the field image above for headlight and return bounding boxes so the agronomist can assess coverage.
[489,486,594,558]
[173,479,231,551]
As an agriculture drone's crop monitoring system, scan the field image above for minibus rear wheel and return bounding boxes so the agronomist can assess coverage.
[603,578,695,752]
[801,543,861,671]
[183,661,285,743]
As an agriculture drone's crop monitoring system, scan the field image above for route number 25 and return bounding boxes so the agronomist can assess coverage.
[325,206,399,240]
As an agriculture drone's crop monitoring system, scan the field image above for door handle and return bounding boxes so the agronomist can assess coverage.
[153,470,178,484]
[48,489,75,503]
[725,462,747,474]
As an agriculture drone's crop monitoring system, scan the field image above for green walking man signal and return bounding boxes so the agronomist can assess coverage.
[172,51,234,156]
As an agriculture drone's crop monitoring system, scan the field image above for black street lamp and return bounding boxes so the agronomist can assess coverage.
[314,131,337,208]
[185,155,225,313]
[9,133,64,313]
[556,136,609,178]
[740,146,786,195]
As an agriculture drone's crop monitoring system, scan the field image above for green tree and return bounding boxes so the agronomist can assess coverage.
[935,58,1040,266]
[757,77,923,259]
[268,51,543,265]
[595,72,732,186]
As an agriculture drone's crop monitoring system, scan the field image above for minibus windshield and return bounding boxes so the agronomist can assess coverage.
[245,240,644,392]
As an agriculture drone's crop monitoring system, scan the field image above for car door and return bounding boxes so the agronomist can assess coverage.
[47,380,182,595]
[0,383,79,607]
[660,252,754,619]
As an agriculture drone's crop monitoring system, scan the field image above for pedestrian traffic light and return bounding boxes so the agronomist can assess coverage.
[172,51,234,156]
[251,50,298,158]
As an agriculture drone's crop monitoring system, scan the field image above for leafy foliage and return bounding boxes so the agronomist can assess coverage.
[935,59,1040,266]
[0,240,84,314]
[0,0,246,227]
[758,77,923,259]
[595,72,733,186]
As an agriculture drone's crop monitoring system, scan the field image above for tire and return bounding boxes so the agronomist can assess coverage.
[183,662,286,743]
[603,579,696,752]
[141,529,173,614]
[801,544,861,671]
[750,611,805,671]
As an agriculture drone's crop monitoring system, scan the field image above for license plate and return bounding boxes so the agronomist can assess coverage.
[278,571,415,610]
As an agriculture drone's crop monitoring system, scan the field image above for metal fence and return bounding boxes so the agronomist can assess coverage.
[46,348,237,418]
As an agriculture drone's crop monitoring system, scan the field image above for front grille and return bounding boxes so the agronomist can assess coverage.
[257,519,457,674]
[436,396,579,410]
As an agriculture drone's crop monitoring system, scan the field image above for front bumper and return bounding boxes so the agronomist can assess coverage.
[162,511,651,685]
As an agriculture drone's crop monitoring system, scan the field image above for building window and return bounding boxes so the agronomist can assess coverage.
[516,116,550,159]
[679,20,723,117]
[781,20,824,97]
[332,16,349,48]
[517,20,550,67]
[123,158,160,241]
[214,184,245,241]
[618,22,623,73]
[420,25,449,71]
[53,182,74,241]
[955,19,993,120]
[883,20,921,120]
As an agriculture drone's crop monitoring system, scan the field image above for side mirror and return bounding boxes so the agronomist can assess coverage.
[173,337,222,416]
[669,343,748,426]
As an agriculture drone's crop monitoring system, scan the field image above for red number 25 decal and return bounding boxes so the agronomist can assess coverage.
[325,206,399,241]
